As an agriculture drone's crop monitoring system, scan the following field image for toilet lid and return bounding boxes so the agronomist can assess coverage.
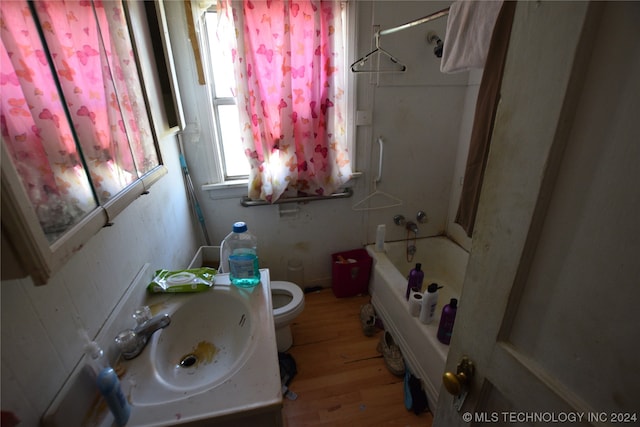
[270,281,304,317]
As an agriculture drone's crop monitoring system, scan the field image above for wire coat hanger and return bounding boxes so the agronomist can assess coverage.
[351,179,403,211]
[350,33,407,73]
[352,137,403,211]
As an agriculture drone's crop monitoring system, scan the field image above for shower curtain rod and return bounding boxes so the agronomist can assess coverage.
[377,7,450,37]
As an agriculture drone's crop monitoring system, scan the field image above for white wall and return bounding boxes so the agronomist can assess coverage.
[170,1,473,287]
[0,135,200,426]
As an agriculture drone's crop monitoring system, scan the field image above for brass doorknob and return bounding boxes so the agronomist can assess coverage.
[442,356,475,396]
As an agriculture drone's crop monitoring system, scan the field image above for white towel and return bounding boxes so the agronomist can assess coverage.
[441,0,504,73]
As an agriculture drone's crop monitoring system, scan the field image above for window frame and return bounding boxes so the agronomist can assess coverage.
[201,7,249,183]
[0,0,177,285]
[198,0,357,193]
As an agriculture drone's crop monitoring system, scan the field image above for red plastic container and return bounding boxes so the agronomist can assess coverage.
[331,249,373,297]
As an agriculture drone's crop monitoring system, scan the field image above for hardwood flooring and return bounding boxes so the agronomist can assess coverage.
[281,289,433,427]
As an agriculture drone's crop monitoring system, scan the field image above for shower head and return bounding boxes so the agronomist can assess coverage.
[426,31,444,58]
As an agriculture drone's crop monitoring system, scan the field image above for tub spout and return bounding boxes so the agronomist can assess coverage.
[406,221,419,234]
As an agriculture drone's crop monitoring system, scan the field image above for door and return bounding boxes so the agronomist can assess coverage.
[435,2,640,426]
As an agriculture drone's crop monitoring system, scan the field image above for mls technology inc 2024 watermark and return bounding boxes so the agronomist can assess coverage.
[461,411,637,424]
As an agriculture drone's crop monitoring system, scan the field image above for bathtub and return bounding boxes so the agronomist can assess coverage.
[366,236,469,409]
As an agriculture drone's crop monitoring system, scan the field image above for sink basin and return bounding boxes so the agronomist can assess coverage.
[151,285,254,394]
[124,278,265,407]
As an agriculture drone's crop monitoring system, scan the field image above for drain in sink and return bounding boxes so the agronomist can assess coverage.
[178,340,217,368]
[179,354,197,367]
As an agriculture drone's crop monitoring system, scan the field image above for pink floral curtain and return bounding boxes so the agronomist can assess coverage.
[217,0,352,202]
[1,0,158,238]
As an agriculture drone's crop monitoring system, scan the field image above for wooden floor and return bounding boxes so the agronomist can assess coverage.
[281,289,433,427]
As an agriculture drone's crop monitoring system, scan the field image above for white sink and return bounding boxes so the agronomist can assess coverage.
[128,283,257,405]
[42,268,283,427]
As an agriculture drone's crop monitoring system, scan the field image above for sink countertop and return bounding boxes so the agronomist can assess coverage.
[42,268,282,427]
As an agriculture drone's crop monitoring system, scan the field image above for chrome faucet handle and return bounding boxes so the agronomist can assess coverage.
[115,313,171,360]
[393,214,406,226]
[115,329,144,359]
[133,306,152,325]
[416,210,428,223]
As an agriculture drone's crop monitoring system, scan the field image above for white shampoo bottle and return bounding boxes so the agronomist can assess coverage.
[419,283,441,324]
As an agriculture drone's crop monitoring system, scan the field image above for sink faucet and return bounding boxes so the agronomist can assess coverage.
[115,313,171,360]
[406,221,419,234]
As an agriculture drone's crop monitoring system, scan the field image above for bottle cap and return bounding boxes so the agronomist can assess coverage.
[415,263,422,270]
[450,298,458,308]
[79,329,101,359]
[84,340,102,359]
[233,222,247,233]
[427,283,438,293]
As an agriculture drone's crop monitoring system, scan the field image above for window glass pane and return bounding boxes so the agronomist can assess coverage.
[205,11,235,98]
[96,1,159,178]
[218,105,249,178]
[33,0,159,202]
[33,1,136,201]
[0,0,98,242]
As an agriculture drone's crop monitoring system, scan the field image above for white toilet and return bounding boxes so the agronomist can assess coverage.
[271,281,305,352]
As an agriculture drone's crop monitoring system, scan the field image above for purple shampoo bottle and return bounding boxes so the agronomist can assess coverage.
[437,298,458,345]
[405,263,424,300]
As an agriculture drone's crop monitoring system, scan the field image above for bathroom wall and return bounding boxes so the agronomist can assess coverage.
[170,0,474,287]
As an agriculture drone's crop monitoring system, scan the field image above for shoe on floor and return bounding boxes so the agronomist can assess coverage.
[360,303,377,337]
[377,330,405,376]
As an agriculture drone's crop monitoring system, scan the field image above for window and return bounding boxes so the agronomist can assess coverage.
[203,9,249,179]
[199,1,354,202]
[1,0,166,284]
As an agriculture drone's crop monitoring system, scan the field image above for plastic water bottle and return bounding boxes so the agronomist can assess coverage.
[220,222,260,287]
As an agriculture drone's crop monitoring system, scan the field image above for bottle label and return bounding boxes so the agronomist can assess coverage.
[229,252,259,279]
[429,302,437,317]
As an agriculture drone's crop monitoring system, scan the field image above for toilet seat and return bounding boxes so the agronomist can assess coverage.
[270,281,305,326]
